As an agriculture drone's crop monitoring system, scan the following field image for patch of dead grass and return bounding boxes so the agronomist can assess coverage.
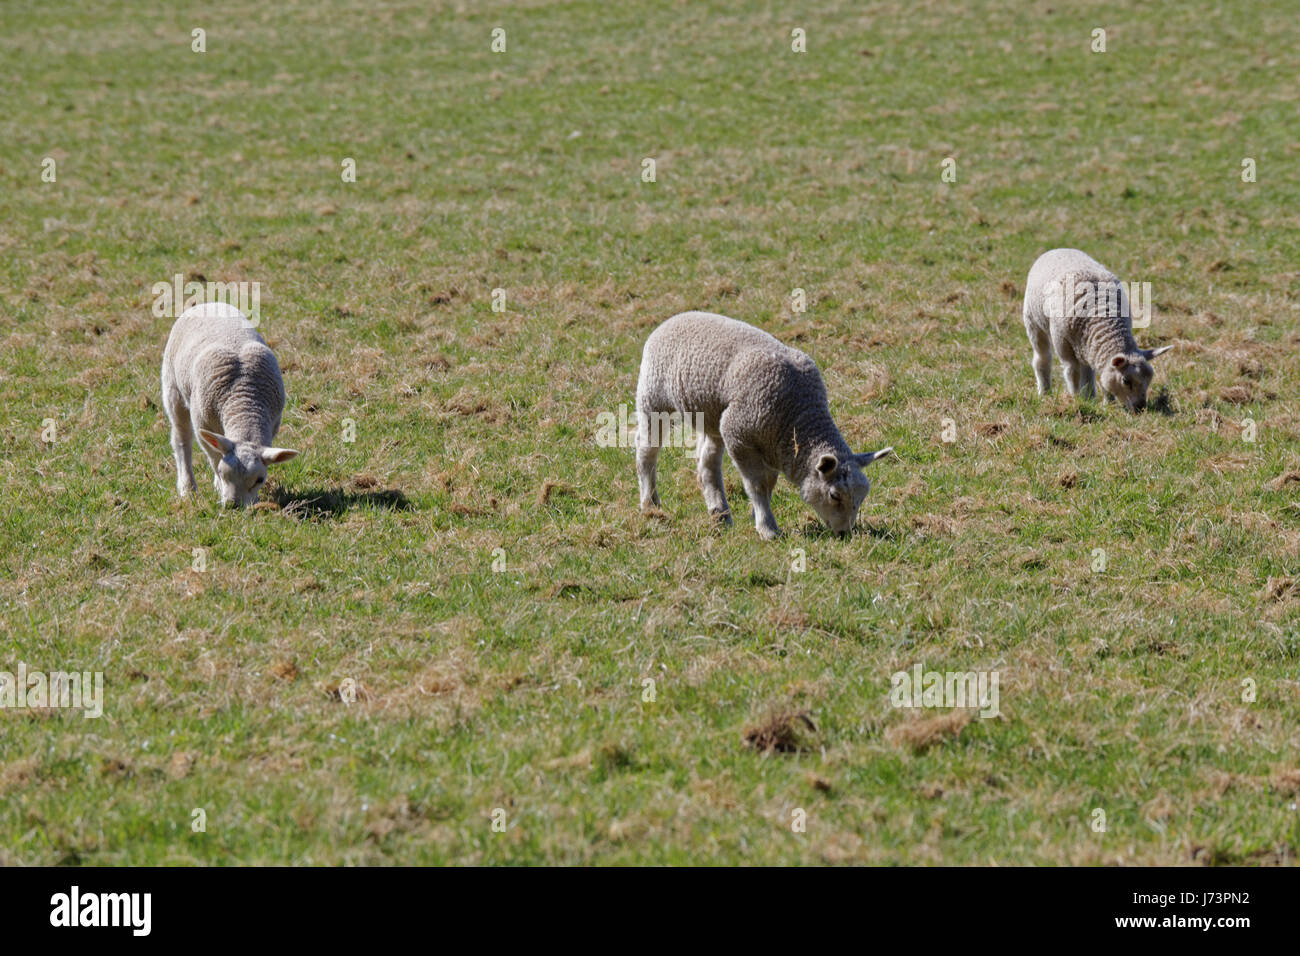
[743,709,816,754]
[886,711,972,753]
[1261,576,1298,602]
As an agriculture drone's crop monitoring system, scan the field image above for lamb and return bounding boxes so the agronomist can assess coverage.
[1022,248,1173,413]
[160,302,298,507]
[635,311,892,539]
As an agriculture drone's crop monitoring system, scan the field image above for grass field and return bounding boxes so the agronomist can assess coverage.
[2,0,1299,865]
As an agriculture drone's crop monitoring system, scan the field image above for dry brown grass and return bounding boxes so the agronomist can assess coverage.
[743,709,817,754]
[886,712,973,753]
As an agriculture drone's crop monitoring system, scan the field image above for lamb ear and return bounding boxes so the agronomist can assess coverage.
[198,429,235,454]
[854,447,893,466]
[261,447,299,465]
[816,453,839,478]
[1111,355,1128,369]
[1145,345,1174,361]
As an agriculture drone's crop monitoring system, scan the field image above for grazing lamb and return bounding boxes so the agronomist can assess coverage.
[635,311,892,539]
[1023,248,1173,413]
[161,302,298,507]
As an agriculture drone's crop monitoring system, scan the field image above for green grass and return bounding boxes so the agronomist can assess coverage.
[1,0,1299,864]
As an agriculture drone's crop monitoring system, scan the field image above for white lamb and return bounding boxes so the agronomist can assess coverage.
[161,302,299,507]
[635,311,892,539]
[1023,248,1173,412]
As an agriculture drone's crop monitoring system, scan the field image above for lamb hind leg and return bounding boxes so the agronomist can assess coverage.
[635,406,663,511]
[1026,322,1052,394]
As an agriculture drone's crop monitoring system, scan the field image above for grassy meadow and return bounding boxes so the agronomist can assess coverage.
[1,0,1299,864]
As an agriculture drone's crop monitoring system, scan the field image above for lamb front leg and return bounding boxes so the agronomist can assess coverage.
[165,395,198,498]
[192,417,224,495]
[171,427,197,497]
[1061,359,1086,397]
[695,432,731,524]
[731,450,780,540]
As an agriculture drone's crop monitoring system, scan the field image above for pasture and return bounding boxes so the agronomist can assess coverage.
[1,0,1298,864]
